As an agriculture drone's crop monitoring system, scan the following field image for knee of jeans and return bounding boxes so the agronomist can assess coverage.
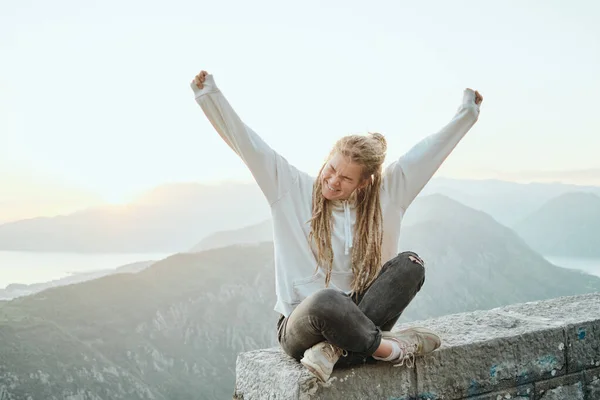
[305,288,348,317]
[397,251,425,279]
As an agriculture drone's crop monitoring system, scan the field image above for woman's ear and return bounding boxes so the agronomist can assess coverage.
[358,177,371,190]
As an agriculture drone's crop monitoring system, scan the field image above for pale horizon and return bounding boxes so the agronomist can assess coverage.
[2,0,599,222]
[2,171,600,225]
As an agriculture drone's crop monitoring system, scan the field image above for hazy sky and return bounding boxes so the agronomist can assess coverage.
[2,0,599,213]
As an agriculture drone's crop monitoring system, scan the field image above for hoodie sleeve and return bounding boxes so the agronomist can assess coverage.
[191,75,299,205]
[382,89,480,211]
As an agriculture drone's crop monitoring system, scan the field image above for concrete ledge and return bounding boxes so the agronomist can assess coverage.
[233,293,600,399]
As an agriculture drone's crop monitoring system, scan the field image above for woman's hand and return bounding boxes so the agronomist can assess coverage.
[474,90,483,105]
[193,70,209,89]
[464,88,484,106]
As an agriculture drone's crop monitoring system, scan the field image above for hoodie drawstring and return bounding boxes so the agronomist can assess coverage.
[343,201,353,255]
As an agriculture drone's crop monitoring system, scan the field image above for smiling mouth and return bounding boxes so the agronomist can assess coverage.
[326,182,340,192]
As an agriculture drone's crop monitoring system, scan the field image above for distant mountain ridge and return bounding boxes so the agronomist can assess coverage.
[513,192,600,257]
[420,178,600,226]
[189,219,272,252]
[0,183,270,253]
[1,178,600,253]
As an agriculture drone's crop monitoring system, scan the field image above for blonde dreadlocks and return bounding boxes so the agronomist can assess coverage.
[308,132,387,295]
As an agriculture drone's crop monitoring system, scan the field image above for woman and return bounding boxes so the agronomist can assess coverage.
[191,70,482,382]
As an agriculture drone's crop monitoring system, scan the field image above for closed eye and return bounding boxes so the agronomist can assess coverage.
[328,165,352,182]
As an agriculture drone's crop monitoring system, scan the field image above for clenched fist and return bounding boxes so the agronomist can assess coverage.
[474,90,483,105]
[193,70,208,89]
[469,88,483,106]
[464,88,484,106]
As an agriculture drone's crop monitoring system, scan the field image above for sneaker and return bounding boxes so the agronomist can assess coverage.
[381,327,441,367]
[300,342,348,382]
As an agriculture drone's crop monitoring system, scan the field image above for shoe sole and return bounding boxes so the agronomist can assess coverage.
[300,357,328,382]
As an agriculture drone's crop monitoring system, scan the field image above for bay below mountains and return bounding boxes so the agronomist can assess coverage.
[1,195,599,400]
[0,260,156,301]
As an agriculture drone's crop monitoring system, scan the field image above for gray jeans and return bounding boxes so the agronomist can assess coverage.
[277,251,425,367]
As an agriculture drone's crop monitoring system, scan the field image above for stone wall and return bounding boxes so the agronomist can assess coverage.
[233,293,600,399]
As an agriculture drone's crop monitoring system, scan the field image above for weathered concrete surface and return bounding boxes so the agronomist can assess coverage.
[234,293,600,400]
[567,320,600,374]
[535,372,584,399]
[414,321,564,398]
[468,384,533,400]
[233,348,312,400]
[584,367,600,399]
[233,348,415,400]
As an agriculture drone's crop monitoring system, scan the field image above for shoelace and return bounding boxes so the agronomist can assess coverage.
[323,344,348,360]
[391,341,418,368]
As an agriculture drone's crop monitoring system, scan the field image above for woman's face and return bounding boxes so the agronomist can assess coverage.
[320,153,369,201]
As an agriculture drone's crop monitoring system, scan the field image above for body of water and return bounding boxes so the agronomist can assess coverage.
[0,251,173,289]
[544,256,600,278]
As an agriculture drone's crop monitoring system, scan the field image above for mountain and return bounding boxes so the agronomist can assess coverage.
[0,183,270,253]
[512,192,600,257]
[0,245,277,400]
[189,194,600,322]
[396,194,600,321]
[1,196,599,399]
[3,178,600,253]
[189,219,273,252]
[421,177,600,226]
[0,260,156,301]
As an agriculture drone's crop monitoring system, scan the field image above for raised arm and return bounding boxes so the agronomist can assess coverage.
[191,71,299,205]
[382,88,483,211]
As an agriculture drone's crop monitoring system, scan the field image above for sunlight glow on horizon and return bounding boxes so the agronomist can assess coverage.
[2,0,599,221]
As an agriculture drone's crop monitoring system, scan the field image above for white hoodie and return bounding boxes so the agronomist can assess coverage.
[191,75,480,317]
